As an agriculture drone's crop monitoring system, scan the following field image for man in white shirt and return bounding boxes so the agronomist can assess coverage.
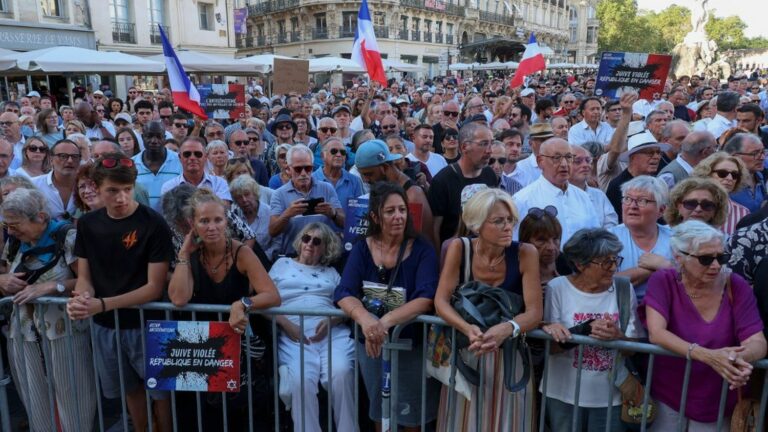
[31,139,80,220]
[513,138,600,245]
[568,97,614,146]
[407,124,447,177]
[707,91,740,140]
[507,123,554,188]
[160,136,232,204]
[0,112,24,169]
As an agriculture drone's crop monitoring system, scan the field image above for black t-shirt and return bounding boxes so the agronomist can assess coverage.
[428,163,498,243]
[431,123,446,154]
[606,168,635,223]
[75,204,173,328]
[753,259,768,340]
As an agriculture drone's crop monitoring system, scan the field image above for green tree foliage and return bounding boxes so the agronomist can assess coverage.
[596,1,766,53]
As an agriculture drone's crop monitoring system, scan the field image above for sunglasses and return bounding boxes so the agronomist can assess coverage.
[381,125,397,130]
[233,140,249,147]
[173,122,188,128]
[159,115,172,120]
[276,124,293,131]
[712,169,740,180]
[27,145,47,153]
[679,250,730,266]
[100,157,135,168]
[329,148,347,156]
[182,151,204,159]
[301,234,323,246]
[227,157,249,165]
[53,153,82,162]
[528,206,558,219]
[444,135,458,140]
[488,157,507,165]
[443,111,459,117]
[680,199,716,212]
[319,127,338,133]
[292,165,313,174]
[277,153,287,160]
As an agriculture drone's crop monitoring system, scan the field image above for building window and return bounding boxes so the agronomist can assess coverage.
[373,11,385,27]
[257,23,265,37]
[315,13,327,31]
[570,24,577,43]
[110,0,130,22]
[400,15,408,28]
[41,0,65,17]
[425,19,432,33]
[198,2,214,30]
[148,0,164,25]
[446,23,453,36]
[587,26,596,43]
[412,17,420,31]
[342,11,357,32]
[0,0,8,12]
[436,21,442,33]
[587,6,595,19]
[290,17,299,32]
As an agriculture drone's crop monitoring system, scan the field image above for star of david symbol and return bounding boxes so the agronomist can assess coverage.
[226,379,238,391]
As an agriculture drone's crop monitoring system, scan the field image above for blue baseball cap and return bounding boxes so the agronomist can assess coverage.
[355,139,402,169]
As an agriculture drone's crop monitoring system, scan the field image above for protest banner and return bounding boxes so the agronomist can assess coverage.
[233,8,248,35]
[595,52,672,100]
[145,320,241,392]
[273,58,310,95]
[196,83,246,120]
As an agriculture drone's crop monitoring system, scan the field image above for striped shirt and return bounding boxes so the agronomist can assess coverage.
[722,199,750,236]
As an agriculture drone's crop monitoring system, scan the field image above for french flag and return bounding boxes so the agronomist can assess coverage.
[510,33,546,88]
[158,25,208,119]
[352,0,387,86]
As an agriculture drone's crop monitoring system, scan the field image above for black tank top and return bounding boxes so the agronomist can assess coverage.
[189,244,249,321]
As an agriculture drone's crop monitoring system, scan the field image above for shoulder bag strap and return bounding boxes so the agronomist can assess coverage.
[386,239,408,293]
[614,276,632,333]
[461,237,471,284]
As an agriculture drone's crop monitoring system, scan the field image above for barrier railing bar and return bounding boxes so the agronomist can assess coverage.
[677,357,693,431]
[420,322,427,431]
[571,343,584,432]
[139,308,153,432]
[353,323,359,428]
[299,314,305,432]
[447,325,458,432]
[34,311,57,430]
[270,316,278,432]
[0,332,10,432]
[758,371,768,431]
[217,311,228,432]
[89,317,106,432]
[113,310,130,432]
[716,380,729,431]
[538,339,550,432]
[64,309,84,432]
[604,349,619,432]
[640,353,655,432]
[191,309,202,432]
[326,316,333,432]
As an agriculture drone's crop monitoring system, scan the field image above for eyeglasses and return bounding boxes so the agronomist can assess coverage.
[227,157,249,166]
[181,150,204,159]
[95,109,105,114]
[248,136,260,142]
[381,125,397,130]
[591,256,624,271]
[622,196,656,208]
[528,206,558,218]
[471,140,492,148]
[679,250,730,266]
[487,216,515,229]
[573,156,593,165]
[488,157,507,165]
[277,153,287,160]
[233,140,249,147]
[100,157,135,168]
[301,234,323,246]
[563,101,576,105]
[444,135,458,141]
[0,121,15,127]
[26,145,47,153]
[292,165,313,174]
[159,115,172,120]
[735,149,767,159]
[712,169,740,180]
[53,153,82,162]
[276,124,293,131]
[173,122,188,128]
[319,127,337,134]
[206,131,224,138]
[329,148,347,156]
[467,104,486,110]
[540,153,574,164]
[635,148,662,157]
[681,199,716,212]
[443,111,459,117]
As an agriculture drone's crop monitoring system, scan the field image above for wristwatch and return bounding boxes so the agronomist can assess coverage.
[55,283,66,294]
[240,296,253,312]
[507,319,521,338]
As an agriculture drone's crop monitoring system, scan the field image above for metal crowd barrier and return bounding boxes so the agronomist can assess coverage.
[0,296,766,432]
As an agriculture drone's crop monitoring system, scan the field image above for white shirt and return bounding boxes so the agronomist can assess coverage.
[542,276,643,407]
[84,120,116,140]
[160,171,233,201]
[31,172,77,220]
[512,176,600,246]
[406,152,447,177]
[585,186,619,229]
[658,154,694,188]
[506,153,541,189]
[10,137,24,170]
[706,113,737,139]
[568,120,615,146]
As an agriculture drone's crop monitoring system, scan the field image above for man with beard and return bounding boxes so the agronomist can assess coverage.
[160,136,232,204]
[75,101,115,140]
[31,139,81,220]
[432,100,460,154]
[512,138,600,246]
[132,121,182,209]
[606,131,671,221]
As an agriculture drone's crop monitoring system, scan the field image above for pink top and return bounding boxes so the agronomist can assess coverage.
[644,269,763,422]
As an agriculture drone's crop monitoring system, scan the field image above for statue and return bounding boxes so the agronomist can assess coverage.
[672,0,721,78]
[691,0,709,35]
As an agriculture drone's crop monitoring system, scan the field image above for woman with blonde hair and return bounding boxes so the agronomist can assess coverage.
[63,119,86,137]
[490,95,513,130]
[16,136,51,178]
[664,177,729,228]
[691,151,751,235]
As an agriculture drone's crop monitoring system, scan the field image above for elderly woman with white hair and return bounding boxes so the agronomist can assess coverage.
[0,188,96,431]
[609,175,673,302]
[229,174,280,260]
[65,132,91,162]
[434,188,541,431]
[645,220,766,430]
[205,139,229,177]
[542,228,643,432]
[272,222,356,432]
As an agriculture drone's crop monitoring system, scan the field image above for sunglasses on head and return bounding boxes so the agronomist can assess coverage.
[679,250,730,266]
[301,234,323,246]
[681,199,716,212]
[292,165,313,174]
[329,148,347,156]
[712,169,740,180]
[100,157,134,169]
[182,150,204,159]
[488,157,507,165]
[528,205,558,219]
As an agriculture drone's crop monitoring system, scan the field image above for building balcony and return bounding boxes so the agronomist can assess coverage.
[312,28,329,40]
[374,26,389,39]
[399,29,409,40]
[277,32,288,43]
[435,33,443,43]
[424,32,433,43]
[149,25,170,45]
[339,26,357,38]
[289,31,301,42]
[247,0,300,15]
[400,0,464,17]
[111,22,136,44]
[479,11,514,26]
[411,30,421,41]
[446,34,454,44]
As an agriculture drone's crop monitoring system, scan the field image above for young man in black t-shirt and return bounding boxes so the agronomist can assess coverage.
[67,153,173,432]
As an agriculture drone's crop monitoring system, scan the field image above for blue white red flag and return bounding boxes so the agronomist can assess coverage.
[510,33,546,88]
[352,0,387,86]
[158,25,208,119]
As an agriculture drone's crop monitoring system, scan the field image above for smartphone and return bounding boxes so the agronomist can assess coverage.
[303,197,324,216]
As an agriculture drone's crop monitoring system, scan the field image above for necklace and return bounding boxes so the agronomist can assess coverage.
[477,240,505,271]
[686,290,702,299]
[202,239,231,274]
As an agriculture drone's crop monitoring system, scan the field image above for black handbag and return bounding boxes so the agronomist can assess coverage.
[449,238,531,393]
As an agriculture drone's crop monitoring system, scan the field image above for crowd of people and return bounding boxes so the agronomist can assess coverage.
[0,69,766,431]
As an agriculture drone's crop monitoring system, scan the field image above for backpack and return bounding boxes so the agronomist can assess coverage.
[8,223,73,284]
